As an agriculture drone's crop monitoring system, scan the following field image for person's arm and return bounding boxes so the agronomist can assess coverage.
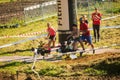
[67,31,73,40]
[99,13,102,20]
[46,28,50,39]
[95,14,101,20]
[74,29,80,38]
[91,13,94,21]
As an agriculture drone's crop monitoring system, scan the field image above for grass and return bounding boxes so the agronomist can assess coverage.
[0,16,58,56]
[0,1,120,80]
[84,68,107,76]
[38,65,64,76]
[0,61,26,74]
[0,17,57,37]
[0,0,16,3]
[84,58,120,76]
[0,15,120,56]
[0,52,120,80]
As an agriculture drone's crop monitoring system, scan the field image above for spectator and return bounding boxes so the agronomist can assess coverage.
[91,8,102,43]
[46,23,56,48]
[67,24,85,51]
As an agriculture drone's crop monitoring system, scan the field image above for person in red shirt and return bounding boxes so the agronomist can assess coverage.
[46,23,56,48]
[92,8,102,43]
[80,18,95,54]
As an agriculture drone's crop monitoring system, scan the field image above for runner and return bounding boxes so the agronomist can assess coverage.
[91,8,102,43]
[79,15,89,45]
[80,18,95,53]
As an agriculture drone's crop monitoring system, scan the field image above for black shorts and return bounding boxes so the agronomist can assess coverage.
[49,35,56,41]
[93,24,100,30]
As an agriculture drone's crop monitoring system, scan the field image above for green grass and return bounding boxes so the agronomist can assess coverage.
[0,1,120,80]
[0,0,16,3]
[84,68,107,76]
[84,59,120,76]
[0,16,120,56]
[0,16,58,56]
[0,61,27,74]
[0,52,120,80]
[0,17,58,37]
[38,65,64,76]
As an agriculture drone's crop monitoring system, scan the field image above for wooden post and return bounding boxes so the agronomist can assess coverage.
[57,0,77,43]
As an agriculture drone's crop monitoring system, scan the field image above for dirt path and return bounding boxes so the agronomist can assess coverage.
[0,48,120,62]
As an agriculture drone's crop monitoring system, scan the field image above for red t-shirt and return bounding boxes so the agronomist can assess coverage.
[92,12,101,25]
[80,23,90,36]
[47,27,56,36]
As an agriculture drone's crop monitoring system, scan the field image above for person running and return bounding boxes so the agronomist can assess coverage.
[91,8,102,43]
[80,18,95,54]
[79,15,89,45]
[46,23,56,48]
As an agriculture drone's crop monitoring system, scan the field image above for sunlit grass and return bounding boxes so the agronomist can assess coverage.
[0,16,120,56]
[0,0,16,3]
[0,52,120,78]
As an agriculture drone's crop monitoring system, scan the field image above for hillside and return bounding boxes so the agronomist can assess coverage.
[0,0,120,80]
[0,0,50,23]
[0,52,120,80]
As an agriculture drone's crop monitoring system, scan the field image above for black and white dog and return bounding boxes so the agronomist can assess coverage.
[31,47,51,59]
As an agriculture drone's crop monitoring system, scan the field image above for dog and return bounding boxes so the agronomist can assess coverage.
[31,47,51,59]
[31,41,51,59]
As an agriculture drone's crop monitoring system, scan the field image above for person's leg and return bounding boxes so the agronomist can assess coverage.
[79,36,85,50]
[84,40,88,45]
[48,40,52,48]
[96,25,100,42]
[86,36,95,54]
[93,24,97,43]
[72,41,78,50]
[50,35,56,48]
[52,40,55,47]
[79,36,85,56]
[48,36,52,48]
[90,44,95,54]
[52,36,56,47]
